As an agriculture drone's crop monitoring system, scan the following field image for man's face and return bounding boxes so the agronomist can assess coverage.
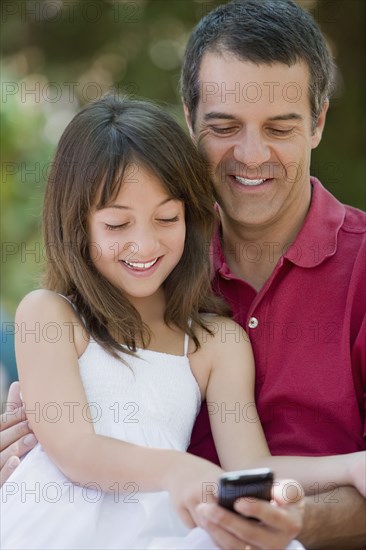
[186,53,328,230]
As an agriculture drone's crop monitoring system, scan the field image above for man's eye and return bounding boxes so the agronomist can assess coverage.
[210,126,236,135]
[269,128,294,135]
[157,216,179,223]
[105,223,128,230]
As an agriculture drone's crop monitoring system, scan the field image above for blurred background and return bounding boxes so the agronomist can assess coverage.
[1,0,365,397]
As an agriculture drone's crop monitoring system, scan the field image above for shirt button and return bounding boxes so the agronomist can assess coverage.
[248,317,259,329]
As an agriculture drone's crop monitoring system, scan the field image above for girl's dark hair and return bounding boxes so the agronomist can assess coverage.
[181,0,335,132]
[43,95,230,358]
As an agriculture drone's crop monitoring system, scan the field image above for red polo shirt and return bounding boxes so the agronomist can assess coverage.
[188,177,366,460]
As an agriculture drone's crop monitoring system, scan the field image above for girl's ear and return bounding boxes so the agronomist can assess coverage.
[183,104,196,143]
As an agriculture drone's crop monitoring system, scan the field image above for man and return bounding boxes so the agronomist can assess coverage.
[180,0,365,548]
[1,0,365,548]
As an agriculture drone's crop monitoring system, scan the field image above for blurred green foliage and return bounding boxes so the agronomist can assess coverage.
[1,0,365,317]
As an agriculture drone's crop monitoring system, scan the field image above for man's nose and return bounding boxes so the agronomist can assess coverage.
[233,128,271,168]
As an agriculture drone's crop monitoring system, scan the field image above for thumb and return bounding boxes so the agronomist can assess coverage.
[272,479,304,506]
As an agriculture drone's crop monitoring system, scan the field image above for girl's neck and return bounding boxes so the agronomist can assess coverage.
[123,289,186,355]
[128,288,167,325]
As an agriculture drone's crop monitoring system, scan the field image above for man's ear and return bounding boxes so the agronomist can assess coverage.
[311,99,329,149]
[183,103,196,142]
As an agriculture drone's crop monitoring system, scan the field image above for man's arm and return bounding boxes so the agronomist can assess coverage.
[299,486,366,549]
[0,381,37,486]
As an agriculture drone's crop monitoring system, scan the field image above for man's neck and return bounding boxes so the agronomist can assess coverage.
[220,193,312,292]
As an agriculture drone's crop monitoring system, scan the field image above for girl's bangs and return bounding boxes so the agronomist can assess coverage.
[94,147,135,210]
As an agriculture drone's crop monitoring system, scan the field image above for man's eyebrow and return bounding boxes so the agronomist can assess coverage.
[103,198,175,210]
[202,112,303,123]
[267,113,303,122]
[203,112,237,121]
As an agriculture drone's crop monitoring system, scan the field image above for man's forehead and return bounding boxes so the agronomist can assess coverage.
[197,52,311,114]
[199,51,310,79]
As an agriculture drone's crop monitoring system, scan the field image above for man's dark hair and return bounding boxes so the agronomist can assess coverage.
[181,0,335,131]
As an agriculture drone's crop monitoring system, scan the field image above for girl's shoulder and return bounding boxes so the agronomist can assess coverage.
[196,314,249,346]
[189,315,252,396]
[16,289,74,319]
[16,289,88,356]
[191,313,250,362]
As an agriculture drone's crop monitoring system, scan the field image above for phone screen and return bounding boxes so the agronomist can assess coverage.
[218,468,273,513]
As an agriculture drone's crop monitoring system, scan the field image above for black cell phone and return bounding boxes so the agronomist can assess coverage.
[218,468,274,514]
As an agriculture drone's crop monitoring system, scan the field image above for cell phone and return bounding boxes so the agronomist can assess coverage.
[218,468,274,514]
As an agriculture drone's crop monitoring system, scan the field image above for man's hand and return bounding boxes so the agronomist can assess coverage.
[0,381,37,486]
[195,479,304,550]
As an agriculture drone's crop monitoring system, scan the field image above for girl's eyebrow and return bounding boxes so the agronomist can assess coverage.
[104,198,175,211]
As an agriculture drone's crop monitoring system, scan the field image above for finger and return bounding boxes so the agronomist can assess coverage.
[0,420,31,451]
[7,381,22,408]
[202,519,255,550]
[197,501,284,550]
[0,432,37,469]
[0,456,20,487]
[177,505,196,529]
[272,479,305,506]
[196,503,260,550]
[0,404,27,431]
[234,499,303,547]
[234,497,291,526]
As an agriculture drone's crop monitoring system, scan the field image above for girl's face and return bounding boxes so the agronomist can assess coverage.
[87,164,186,303]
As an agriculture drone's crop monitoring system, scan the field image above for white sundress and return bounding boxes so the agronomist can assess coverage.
[1,301,304,550]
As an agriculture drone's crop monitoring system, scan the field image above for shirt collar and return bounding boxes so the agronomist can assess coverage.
[284,177,345,267]
[212,177,346,276]
[211,216,226,278]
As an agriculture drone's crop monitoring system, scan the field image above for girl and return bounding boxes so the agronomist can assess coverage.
[1,96,363,550]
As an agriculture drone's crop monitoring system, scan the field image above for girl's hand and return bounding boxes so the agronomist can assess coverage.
[164,453,224,528]
[348,451,366,497]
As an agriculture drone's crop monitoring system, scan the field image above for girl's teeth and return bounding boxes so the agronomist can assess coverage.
[235,176,266,186]
[123,258,158,269]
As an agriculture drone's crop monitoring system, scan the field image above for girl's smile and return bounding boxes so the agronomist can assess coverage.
[119,255,163,276]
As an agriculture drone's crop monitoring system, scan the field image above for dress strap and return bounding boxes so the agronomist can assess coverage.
[183,333,189,356]
[183,319,192,357]
[57,293,77,312]
[57,293,89,335]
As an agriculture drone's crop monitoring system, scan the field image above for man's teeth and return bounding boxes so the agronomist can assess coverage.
[235,176,267,186]
[123,258,158,269]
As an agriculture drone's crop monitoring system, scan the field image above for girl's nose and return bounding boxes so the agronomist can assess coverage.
[130,227,160,261]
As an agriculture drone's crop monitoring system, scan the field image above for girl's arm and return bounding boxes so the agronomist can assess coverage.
[15,290,217,496]
[206,318,365,496]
